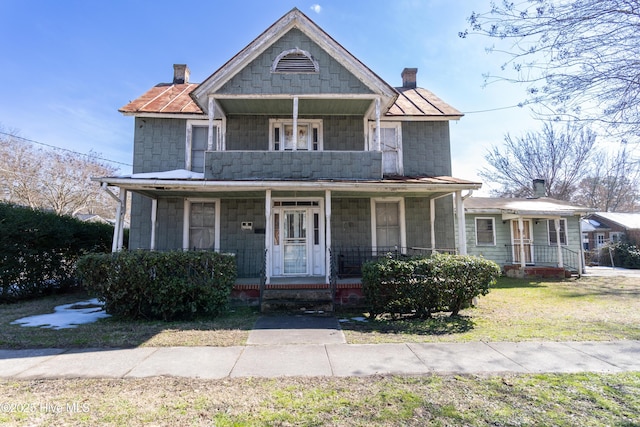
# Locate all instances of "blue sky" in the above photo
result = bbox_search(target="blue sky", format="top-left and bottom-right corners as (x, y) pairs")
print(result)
(0, 0), (540, 194)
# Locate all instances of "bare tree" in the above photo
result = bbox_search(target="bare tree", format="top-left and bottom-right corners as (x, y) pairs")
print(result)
(0, 129), (118, 217)
(480, 122), (597, 199)
(460, 0), (640, 139)
(574, 144), (640, 212)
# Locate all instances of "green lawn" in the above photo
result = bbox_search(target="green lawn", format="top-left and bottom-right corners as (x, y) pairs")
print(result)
(1, 276), (639, 426)
(1, 275), (639, 348)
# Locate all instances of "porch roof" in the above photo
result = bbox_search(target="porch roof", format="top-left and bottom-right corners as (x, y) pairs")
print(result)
(95, 171), (481, 199)
(465, 197), (593, 218)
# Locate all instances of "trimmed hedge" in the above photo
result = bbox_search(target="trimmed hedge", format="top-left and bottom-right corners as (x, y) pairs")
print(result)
(362, 253), (501, 318)
(77, 250), (237, 321)
(0, 203), (113, 302)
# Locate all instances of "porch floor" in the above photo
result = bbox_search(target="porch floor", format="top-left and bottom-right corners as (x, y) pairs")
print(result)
(234, 276), (362, 289)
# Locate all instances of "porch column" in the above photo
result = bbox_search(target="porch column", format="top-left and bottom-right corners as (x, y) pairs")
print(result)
(292, 97), (298, 151)
(150, 198), (157, 250)
(555, 218), (564, 268)
(111, 190), (123, 253)
(115, 189), (127, 251)
(518, 217), (526, 268)
(325, 190), (332, 283)
(455, 191), (467, 255)
(264, 189), (272, 285)
(375, 97), (381, 151)
(208, 95), (215, 151)
(430, 197), (436, 252)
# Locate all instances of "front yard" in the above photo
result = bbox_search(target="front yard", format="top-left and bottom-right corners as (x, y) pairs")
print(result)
(1, 275), (639, 426)
(1, 275), (638, 348)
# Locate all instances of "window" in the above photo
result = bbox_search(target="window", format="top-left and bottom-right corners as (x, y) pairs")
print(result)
(371, 198), (406, 251)
(475, 218), (495, 246)
(183, 199), (220, 251)
(272, 48), (319, 73)
(270, 119), (322, 151)
(548, 219), (567, 245)
(610, 232), (624, 243)
(368, 122), (403, 175)
(186, 120), (217, 173)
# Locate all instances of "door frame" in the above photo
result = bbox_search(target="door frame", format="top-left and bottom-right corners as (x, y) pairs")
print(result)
(510, 218), (534, 265)
(270, 198), (325, 277)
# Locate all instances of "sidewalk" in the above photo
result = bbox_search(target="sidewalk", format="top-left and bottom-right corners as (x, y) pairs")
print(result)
(2, 340), (639, 380)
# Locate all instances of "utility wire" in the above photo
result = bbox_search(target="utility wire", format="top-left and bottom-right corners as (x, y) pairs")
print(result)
(0, 131), (132, 167)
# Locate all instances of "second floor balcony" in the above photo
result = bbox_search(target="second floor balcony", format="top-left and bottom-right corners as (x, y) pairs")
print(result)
(204, 150), (383, 180)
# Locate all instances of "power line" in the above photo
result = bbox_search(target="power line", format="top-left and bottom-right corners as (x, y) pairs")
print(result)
(462, 103), (529, 114)
(0, 131), (132, 167)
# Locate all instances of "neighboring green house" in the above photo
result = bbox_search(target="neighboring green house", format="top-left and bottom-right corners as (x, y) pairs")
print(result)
(462, 181), (592, 277)
(97, 9), (481, 308)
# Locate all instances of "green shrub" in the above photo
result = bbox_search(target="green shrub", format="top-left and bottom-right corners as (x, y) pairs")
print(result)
(77, 250), (237, 321)
(0, 203), (112, 302)
(362, 253), (501, 318)
(610, 242), (640, 269)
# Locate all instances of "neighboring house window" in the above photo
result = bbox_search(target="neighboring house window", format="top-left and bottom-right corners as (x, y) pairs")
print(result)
(610, 232), (624, 243)
(582, 232), (589, 250)
(596, 233), (605, 248)
(369, 122), (403, 175)
(269, 119), (322, 151)
(371, 198), (406, 251)
(183, 199), (220, 251)
(548, 219), (567, 245)
(475, 218), (495, 246)
(186, 120), (217, 173)
(271, 48), (319, 73)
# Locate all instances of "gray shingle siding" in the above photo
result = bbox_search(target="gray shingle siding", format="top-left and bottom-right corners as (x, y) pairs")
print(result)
(218, 29), (373, 95)
(133, 117), (186, 173)
(402, 121), (451, 176)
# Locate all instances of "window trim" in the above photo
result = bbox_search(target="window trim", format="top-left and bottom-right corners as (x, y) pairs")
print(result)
(367, 121), (403, 175)
(269, 118), (323, 151)
(610, 231), (624, 243)
(547, 218), (568, 246)
(475, 217), (496, 246)
(186, 119), (220, 172)
(182, 198), (220, 251)
(370, 197), (406, 252)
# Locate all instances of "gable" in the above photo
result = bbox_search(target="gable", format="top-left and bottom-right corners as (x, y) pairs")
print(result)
(191, 8), (396, 114)
(217, 29), (374, 96)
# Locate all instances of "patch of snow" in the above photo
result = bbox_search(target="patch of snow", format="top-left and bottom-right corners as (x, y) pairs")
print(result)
(351, 316), (368, 322)
(124, 169), (204, 180)
(11, 298), (111, 330)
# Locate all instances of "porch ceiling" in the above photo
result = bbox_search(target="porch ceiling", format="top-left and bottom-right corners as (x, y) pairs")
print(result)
(217, 97), (373, 116)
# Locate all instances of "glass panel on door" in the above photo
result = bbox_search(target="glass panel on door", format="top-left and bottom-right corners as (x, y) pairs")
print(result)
(512, 220), (533, 264)
(283, 210), (307, 274)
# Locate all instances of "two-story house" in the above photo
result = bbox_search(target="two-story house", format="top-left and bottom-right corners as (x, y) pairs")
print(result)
(98, 8), (481, 309)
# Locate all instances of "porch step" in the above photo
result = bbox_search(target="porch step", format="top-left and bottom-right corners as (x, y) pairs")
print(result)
(261, 289), (333, 313)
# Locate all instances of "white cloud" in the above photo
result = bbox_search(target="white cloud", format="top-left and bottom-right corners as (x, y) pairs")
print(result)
(310, 4), (322, 14)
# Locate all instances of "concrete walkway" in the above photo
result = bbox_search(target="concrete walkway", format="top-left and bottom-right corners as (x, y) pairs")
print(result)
(1, 331), (639, 379)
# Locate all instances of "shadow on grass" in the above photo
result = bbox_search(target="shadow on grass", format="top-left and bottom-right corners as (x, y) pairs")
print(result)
(338, 313), (476, 337)
(0, 291), (260, 349)
(491, 277), (551, 289)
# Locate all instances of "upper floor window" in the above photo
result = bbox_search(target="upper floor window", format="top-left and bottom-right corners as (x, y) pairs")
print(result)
(186, 120), (218, 173)
(548, 219), (567, 245)
(269, 119), (322, 151)
(272, 48), (319, 73)
(369, 122), (403, 175)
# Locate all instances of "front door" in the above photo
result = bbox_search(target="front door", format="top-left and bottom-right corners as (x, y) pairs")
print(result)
(271, 201), (324, 276)
(511, 219), (534, 264)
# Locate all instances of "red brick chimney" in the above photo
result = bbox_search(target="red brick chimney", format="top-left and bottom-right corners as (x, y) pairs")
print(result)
(401, 68), (417, 88)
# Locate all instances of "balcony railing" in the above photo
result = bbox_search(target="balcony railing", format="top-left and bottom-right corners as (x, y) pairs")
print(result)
(205, 150), (382, 180)
(504, 244), (580, 272)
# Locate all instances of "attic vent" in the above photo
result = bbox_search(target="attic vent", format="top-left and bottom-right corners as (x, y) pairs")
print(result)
(272, 48), (319, 73)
